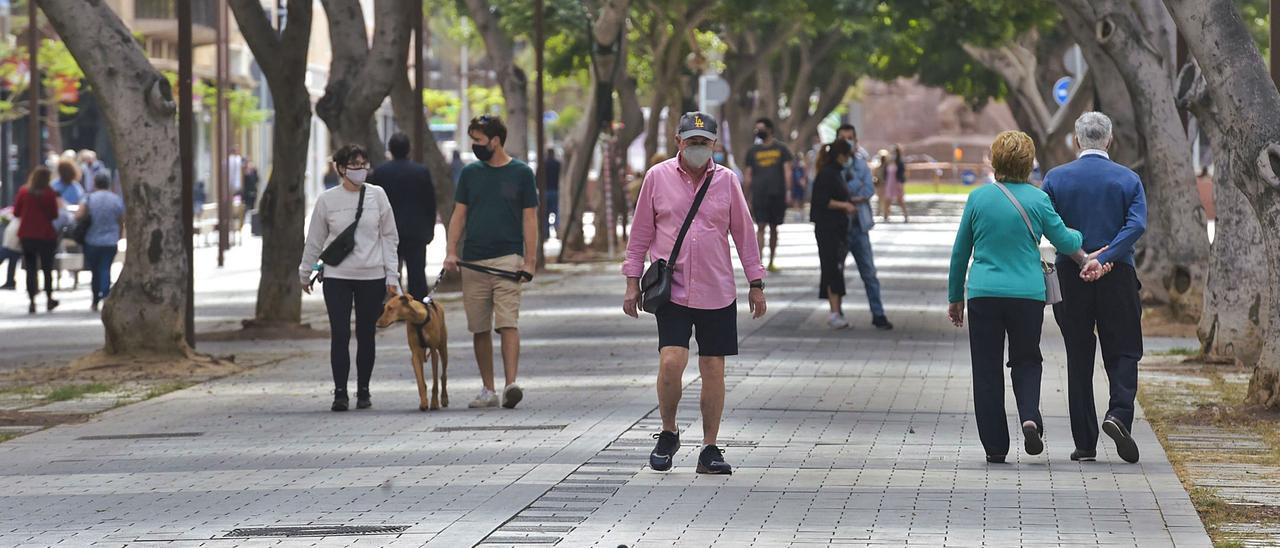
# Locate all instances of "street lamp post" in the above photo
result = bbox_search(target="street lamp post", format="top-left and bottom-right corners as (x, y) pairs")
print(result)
(412, 0), (424, 164)
(534, 0), (546, 268)
(216, 0), (230, 267)
(179, 0), (196, 348)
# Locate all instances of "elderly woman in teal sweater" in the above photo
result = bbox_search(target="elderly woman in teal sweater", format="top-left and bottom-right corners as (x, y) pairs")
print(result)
(948, 131), (1088, 464)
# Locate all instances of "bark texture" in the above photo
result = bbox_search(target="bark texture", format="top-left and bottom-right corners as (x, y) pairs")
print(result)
(36, 0), (188, 355)
(1160, 0), (1280, 405)
(1056, 0), (1209, 322)
(1177, 65), (1268, 367)
(638, 0), (712, 161)
(463, 0), (529, 160)
(229, 0), (313, 326)
(316, 0), (412, 164)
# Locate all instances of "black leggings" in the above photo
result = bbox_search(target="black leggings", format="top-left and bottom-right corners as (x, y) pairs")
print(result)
(20, 238), (57, 300)
(323, 278), (385, 393)
(815, 227), (847, 299)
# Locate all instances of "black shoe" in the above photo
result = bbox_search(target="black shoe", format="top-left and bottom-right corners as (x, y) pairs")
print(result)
(872, 316), (894, 330)
(356, 389), (372, 409)
(91, 299), (100, 312)
(1103, 416), (1139, 463)
(1070, 449), (1097, 462)
(331, 390), (349, 412)
(47, 298), (59, 312)
(28, 300), (36, 314)
(696, 445), (733, 475)
(1022, 421), (1044, 456)
(986, 454), (1006, 463)
(0, 282), (14, 290)
(649, 431), (680, 471)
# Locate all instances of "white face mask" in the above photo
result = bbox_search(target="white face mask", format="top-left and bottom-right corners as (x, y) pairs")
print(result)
(345, 168), (368, 184)
(682, 145), (713, 170)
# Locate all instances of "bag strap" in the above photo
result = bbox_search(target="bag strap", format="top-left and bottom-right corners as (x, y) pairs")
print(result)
(668, 168), (715, 264)
(991, 182), (1038, 247)
(354, 184), (366, 222)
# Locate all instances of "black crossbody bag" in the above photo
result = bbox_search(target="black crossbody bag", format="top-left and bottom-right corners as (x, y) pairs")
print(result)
(639, 170), (714, 314)
(319, 185), (366, 266)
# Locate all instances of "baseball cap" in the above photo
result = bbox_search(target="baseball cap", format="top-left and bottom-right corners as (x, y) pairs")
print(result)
(677, 112), (718, 141)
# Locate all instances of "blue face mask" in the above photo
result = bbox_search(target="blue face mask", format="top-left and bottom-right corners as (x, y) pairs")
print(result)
(713, 152), (726, 163)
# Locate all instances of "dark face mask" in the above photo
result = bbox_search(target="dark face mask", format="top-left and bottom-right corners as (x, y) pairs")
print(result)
(755, 130), (769, 141)
(473, 142), (495, 162)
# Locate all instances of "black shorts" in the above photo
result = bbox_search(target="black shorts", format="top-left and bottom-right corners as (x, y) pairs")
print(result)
(656, 302), (738, 356)
(752, 195), (787, 226)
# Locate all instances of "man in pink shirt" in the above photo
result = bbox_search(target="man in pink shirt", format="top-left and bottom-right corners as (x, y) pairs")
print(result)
(623, 112), (767, 475)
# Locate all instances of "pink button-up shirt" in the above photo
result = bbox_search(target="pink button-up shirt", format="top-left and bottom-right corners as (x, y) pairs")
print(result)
(623, 156), (766, 310)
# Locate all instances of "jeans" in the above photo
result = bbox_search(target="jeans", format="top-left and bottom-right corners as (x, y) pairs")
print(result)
(83, 244), (118, 302)
(847, 229), (885, 317)
(323, 278), (386, 393)
(967, 297), (1046, 457)
(1053, 261), (1142, 452)
(0, 247), (19, 286)
(20, 238), (57, 299)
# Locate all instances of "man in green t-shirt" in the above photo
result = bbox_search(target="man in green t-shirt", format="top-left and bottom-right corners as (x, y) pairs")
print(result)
(444, 115), (539, 410)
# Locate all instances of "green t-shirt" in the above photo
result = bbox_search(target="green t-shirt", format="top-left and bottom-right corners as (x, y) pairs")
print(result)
(455, 159), (538, 261)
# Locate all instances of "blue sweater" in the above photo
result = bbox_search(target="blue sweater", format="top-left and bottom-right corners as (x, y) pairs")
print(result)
(1042, 154), (1147, 266)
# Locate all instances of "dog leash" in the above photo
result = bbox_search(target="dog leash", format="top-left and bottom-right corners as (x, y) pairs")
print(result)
(457, 261), (534, 282)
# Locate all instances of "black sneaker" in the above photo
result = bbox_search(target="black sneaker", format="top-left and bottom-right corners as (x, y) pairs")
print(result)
(0, 282), (15, 290)
(331, 390), (349, 412)
(1022, 421), (1044, 456)
(1103, 416), (1140, 463)
(47, 298), (59, 312)
(986, 454), (1006, 463)
(356, 389), (372, 409)
(872, 316), (894, 330)
(1070, 449), (1097, 462)
(696, 445), (733, 475)
(649, 431), (680, 471)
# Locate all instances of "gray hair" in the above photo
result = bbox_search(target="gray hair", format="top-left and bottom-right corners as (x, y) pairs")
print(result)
(1074, 112), (1113, 150)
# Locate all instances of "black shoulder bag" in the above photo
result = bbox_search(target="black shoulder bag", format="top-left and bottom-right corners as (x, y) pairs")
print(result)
(319, 185), (366, 266)
(639, 170), (714, 314)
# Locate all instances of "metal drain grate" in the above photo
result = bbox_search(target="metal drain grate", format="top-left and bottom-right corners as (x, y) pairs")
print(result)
(78, 432), (204, 440)
(225, 525), (409, 538)
(432, 424), (567, 432)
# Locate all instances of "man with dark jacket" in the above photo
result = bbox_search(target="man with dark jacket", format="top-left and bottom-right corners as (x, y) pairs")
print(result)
(373, 133), (437, 301)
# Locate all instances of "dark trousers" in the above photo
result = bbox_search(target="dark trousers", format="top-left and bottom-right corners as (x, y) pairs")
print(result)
(398, 238), (429, 301)
(815, 227), (847, 299)
(20, 238), (57, 299)
(0, 247), (19, 286)
(83, 244), (118, 302)
(967, 297), (1045, 457)
(323, 278), (385, 393)
(1053, 261), (1142, 451)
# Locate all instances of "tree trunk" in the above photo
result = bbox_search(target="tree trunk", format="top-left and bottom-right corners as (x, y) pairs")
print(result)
(462, 0), (528, 160)
(229, 0), (312, 327)
(1160, 0), (1280, 404)
(316, 0), (412, 165)
(1057, 0), (1208, 322)
(37, 0), (188, 355)
(558, 0), (630, 259)
(389, 72), (455, 226)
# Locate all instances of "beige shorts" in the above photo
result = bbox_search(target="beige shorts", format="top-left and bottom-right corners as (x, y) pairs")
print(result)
(461, 254), (525, 334)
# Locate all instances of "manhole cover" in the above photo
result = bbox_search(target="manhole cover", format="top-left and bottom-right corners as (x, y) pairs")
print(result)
(433, 424), (566, 432)
(78, 432), (204, 440)
(225, 525), (409, 538)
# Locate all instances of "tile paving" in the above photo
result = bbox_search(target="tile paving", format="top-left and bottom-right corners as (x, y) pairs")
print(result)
(0, 198), (1209, 546)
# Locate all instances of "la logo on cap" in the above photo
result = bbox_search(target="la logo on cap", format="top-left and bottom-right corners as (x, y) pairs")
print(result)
(694, 116), (704, 128)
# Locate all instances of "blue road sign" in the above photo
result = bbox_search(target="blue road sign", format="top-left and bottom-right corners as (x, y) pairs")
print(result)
(961, 170), (977, 186)
(1053, 77), (1073, 106)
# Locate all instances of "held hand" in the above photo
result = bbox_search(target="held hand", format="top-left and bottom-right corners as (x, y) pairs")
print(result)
(302, 282), (313, 295)
(1085, 245), (1110, 263)
(521, 260), (537, 283)
(444, 253), (459, 273)
(1080, 259), (1114, 282)
(623, 278), (641, 318)
(749, 287), (767, 319)
(387, 285), (399, 297)
(947, 302), (965, 327)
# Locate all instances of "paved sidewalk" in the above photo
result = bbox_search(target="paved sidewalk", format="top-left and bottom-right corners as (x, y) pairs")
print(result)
(0, 198), (1209, 546)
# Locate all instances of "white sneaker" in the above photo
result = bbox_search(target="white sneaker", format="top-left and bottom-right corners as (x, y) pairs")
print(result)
(828, 313), (849, 330)
(468, 388), (499, 408)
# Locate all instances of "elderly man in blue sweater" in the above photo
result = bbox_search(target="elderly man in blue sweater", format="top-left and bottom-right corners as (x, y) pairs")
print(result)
(1043, 112), (1148, 464)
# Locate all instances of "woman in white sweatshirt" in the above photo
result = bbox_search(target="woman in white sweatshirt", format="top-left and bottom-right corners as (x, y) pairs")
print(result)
(299, 144), (400, 411)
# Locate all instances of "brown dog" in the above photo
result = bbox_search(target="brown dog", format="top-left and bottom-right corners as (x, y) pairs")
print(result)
(376, 295), (449, 411)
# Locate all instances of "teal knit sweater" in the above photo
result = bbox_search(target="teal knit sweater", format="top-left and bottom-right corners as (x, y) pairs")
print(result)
(948, 182), (1083, 303)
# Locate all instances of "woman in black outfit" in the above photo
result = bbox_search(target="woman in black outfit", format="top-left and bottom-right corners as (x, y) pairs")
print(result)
(810, 139), (857, 329)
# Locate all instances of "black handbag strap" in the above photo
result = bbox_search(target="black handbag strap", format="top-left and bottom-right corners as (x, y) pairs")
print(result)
(668, 169), (715, 265)
(353, 184), (366, 223)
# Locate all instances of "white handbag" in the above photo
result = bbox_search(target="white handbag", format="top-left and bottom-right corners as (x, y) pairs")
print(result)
(992, 182), (1062, 306)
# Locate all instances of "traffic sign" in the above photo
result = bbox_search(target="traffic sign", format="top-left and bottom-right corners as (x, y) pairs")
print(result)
(1053, 77), (1073, 106)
